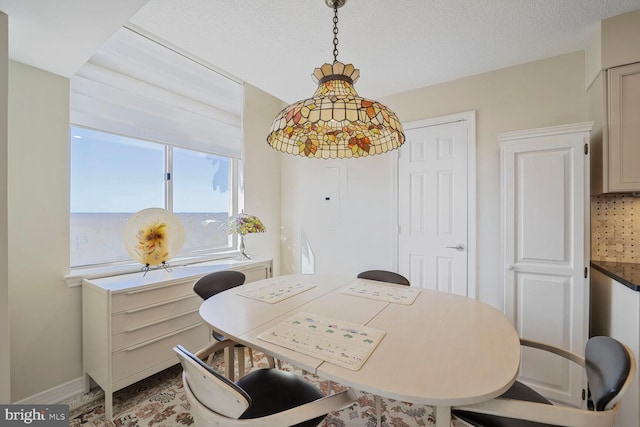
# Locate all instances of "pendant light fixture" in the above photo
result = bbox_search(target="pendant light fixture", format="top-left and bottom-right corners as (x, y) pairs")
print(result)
(267, 0), (405, 159)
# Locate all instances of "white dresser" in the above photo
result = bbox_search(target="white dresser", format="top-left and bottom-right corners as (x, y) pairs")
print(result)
(82, 257), (272, 419)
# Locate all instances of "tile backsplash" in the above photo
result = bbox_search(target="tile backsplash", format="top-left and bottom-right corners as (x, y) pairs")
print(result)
(591, 194), (640, 263)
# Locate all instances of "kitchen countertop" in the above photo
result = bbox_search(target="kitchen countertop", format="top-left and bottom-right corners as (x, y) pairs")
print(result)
(591, 260), (640, 292)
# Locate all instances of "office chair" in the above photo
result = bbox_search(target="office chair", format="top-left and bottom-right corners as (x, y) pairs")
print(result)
(357, 270), (410, 286)
(193, 270), (275, 380)
(452, 336), (636, 427)
(174, 345), (357, 426)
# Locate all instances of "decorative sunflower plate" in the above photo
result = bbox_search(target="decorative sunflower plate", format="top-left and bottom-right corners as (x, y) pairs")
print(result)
(123, 208), (185, 266)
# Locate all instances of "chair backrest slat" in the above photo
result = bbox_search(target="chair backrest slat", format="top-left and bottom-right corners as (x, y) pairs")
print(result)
(174, 345), (251, 418)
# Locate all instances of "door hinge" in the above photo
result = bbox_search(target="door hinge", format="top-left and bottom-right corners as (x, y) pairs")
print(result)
(582, 388), (586, 400)
(584, 267), (588, 278)
(584, 143), (589, 155)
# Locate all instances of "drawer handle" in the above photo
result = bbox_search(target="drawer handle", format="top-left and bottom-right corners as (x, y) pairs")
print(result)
(124, 322), (203, 351)
(122, 294), (196, 314)
(124, 309), (199, 332)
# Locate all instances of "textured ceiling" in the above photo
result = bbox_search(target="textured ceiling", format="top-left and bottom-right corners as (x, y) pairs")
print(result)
(2, 0), (640, 104)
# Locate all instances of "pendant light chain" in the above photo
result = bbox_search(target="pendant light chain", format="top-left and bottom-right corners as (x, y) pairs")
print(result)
(332, 2), (339, 63)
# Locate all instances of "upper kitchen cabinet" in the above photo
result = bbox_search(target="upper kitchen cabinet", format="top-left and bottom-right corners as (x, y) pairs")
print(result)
(608, 62), (640, 192)
(587, 9), (640, 194)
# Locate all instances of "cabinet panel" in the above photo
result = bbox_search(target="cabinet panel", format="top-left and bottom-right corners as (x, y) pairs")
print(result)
(112, 322), (208, 383)
(590, 268), (640, 427)
(607, 62), (640, 192)
(111, 280), (194, 313)
(111, 294), (201, 334)
(244, 266), (270, 283)
(112, 309), (202, 351)
(516, 272), (575, 400)
(515, 149), (570, 263)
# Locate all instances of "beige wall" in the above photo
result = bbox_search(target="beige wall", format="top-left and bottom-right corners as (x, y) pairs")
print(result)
(386, 51), (588, 308)
(280, 151), (397, 277)
(242, 83), (284, 275)
(8, 61), (74, 401)
(1, 11), (10, 404)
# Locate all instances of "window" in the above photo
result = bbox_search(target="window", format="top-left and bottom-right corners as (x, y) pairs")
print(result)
(70, 127), (236, 267)
(69, 27), (244, 270)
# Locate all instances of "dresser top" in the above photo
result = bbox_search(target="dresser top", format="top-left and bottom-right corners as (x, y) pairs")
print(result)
(83, 257), (271, 292)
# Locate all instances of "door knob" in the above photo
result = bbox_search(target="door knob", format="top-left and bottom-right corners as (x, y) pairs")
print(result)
(446, 244), (465, 251)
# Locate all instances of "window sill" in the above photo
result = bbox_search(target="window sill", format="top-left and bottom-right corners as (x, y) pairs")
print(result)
(64, 251), (241, 287)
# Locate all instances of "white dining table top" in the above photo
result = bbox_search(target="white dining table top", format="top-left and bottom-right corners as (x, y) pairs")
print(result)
(199, 274), (521, 426)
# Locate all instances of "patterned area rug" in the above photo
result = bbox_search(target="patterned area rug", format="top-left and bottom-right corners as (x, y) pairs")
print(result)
(68, 350), (461, 427)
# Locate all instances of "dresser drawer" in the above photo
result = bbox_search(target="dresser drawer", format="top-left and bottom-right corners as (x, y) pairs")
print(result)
(111, 280), (196, 313)
(112, 309), (204, 352)
(245, 266), (270, 283)
(111, 294), (201, 334)
(112, 322), (209, 383)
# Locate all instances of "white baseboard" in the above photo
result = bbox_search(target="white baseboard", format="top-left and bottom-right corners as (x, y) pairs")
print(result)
(14, 376), (85, 405)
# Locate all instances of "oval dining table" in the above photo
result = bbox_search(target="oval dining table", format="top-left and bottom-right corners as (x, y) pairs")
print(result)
(198, 273), (521, 427)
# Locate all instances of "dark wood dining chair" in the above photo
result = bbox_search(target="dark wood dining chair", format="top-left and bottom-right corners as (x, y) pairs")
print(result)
(357, 270), (410, 286)
(193, 270), (274, 380)
(174, 345), (357, 426)
(452, 336), (636, 427)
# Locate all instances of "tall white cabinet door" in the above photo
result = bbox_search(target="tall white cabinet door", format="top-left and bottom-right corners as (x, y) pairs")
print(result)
(499, 122), (592, 408)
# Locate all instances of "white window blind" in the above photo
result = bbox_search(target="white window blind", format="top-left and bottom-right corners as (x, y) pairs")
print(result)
(70, 27), (243, 159)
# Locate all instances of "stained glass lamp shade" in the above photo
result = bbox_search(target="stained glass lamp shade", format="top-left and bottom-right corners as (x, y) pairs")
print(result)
(266, 0), (404, 159)
(225, 213), (266, 259)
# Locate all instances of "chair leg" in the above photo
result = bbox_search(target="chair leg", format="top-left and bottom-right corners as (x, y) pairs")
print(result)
(224, 346), (235, 381)
(375, 395), (382, 427)
(195, 339), (235, 366)
(236, 347), (246, 378)
(266, 356), (276, 368)
(248, 347), (254, 367)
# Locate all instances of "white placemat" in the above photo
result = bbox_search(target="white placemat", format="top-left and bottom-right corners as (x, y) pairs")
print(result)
(258, 312), (386, 370)
(236, 280), (316, 303)
(340, 280), (420, 305)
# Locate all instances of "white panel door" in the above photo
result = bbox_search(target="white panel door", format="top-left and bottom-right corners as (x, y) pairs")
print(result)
(398, 120), (468, 295)
(500, 122), (591, 408)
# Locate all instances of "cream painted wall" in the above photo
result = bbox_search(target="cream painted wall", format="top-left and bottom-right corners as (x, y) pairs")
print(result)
(242, 83), (284, 275)
(382, 51), (588, 309)
(1, 11), (10, 404)
(280, 153), (396, 277)
(8, 61), (75, 401)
